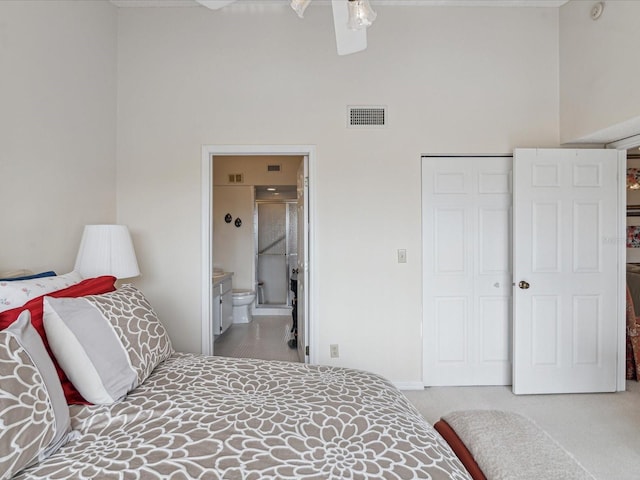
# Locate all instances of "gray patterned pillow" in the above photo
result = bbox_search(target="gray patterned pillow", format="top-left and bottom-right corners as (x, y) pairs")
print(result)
(0, 311), (71, 478)
(43, 284), (173, 405)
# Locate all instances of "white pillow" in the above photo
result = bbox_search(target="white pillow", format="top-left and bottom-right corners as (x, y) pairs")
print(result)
(43, 285), (173, 405)
(0, 271), (82, 313)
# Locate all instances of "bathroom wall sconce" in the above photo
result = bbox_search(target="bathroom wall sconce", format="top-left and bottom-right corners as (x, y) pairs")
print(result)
(235, 218), (242, 228)
(225, 213), (232, 223)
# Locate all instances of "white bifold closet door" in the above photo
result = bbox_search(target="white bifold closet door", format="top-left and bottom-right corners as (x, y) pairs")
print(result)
(422, 156), (513, 386)
(423, 150), (624, 394)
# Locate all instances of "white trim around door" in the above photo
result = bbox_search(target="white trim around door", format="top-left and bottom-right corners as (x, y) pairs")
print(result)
(200, 145), (318, 365)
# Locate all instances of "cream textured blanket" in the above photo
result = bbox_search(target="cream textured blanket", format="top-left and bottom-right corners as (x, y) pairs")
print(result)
(442, 410), (596, 480)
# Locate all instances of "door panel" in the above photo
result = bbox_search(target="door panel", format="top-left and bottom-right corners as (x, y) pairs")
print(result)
(513, 148), (620, 394)
(296, 158), (309, 363)
(574, 202), (600, 271)
(435, 208), (466, 273)
(532, 202), (560, 271)
(531, 295), (559, 365)
(436, 297), (467, 363)
(480, 208), (510, 273)
(480, 297), (510, 362)
(423, 156), (512, 386)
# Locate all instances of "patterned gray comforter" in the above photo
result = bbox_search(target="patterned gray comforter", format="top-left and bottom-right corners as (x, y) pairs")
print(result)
(15, 353), (472, 479)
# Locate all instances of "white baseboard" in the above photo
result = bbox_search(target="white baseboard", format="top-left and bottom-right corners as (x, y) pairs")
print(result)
(252, 307), (292, 316)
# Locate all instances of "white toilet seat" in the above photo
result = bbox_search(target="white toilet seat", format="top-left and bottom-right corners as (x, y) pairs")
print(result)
(232, 290), (255, 304)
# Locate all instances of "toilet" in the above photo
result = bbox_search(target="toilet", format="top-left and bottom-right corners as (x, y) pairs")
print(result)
(232, 289), (255, 324)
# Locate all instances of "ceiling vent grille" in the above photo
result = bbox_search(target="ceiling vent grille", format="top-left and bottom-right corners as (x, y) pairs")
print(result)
(348, 106), (387, 128)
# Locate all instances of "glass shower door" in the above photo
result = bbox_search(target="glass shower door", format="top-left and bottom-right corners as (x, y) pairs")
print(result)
(257, 203), (289, 306)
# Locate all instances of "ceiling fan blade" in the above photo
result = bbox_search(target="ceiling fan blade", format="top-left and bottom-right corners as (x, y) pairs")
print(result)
(195, 0), (237, 10)
(331, 0), (367, 56)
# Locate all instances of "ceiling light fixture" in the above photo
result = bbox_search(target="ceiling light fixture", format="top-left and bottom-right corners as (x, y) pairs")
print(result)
(290, 0), (312, 18)
(267, 187), (277, 191)
(347, 0), (377, 30)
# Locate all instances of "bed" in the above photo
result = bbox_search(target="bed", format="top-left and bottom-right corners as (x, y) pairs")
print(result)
(0, 273), (471, 480)
(12, 353), (473, 479)
(0, 271), (596, 480)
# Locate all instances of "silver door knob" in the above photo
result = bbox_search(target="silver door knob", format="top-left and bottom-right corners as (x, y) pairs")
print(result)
(518, 280), (530, 289)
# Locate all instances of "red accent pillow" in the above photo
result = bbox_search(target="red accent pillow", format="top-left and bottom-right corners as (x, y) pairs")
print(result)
(0, 275), (117, 404)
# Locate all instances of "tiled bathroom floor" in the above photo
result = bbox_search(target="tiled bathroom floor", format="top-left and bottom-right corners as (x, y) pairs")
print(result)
(213, 315), (301, 363)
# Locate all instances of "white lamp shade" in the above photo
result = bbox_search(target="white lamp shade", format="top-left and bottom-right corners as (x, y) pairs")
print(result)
(74, 225), (140, 279)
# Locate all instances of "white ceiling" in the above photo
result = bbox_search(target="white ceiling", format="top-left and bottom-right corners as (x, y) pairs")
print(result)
(109, 0), (569, 8)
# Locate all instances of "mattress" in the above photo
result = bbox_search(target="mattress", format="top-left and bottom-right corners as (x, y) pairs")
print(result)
(14, 353), (472, 479)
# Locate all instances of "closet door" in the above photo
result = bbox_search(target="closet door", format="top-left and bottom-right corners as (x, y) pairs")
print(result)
(422, 157), (512, 386)
(512, 148), (623, 394)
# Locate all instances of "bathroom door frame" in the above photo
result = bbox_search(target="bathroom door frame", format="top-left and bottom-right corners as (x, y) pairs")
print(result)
(200, 144), (317, 364)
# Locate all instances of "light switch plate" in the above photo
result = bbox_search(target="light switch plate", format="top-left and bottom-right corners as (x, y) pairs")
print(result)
(398, 249), (407, 263)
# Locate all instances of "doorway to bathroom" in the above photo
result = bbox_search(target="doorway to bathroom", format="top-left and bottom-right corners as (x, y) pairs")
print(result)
(201, 145), (315, 365)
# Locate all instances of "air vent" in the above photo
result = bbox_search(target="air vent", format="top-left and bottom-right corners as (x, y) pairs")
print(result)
(227, 173), (244, 184)
(267, 164), (281, 172)
(348, 106), (387, 128)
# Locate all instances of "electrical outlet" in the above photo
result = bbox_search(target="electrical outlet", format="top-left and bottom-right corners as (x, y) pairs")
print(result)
(330, 344), (339, 358)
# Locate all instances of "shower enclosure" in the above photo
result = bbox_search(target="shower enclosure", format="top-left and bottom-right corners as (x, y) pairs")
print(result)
(255, 199), (297, 307)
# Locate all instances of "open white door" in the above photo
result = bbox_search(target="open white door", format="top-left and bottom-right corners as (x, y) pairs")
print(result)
(296, 157), (310, 363)
(513, 148), (624, 394)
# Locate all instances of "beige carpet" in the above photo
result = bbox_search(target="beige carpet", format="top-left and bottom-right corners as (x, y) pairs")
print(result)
(403, 381), (640, 480)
